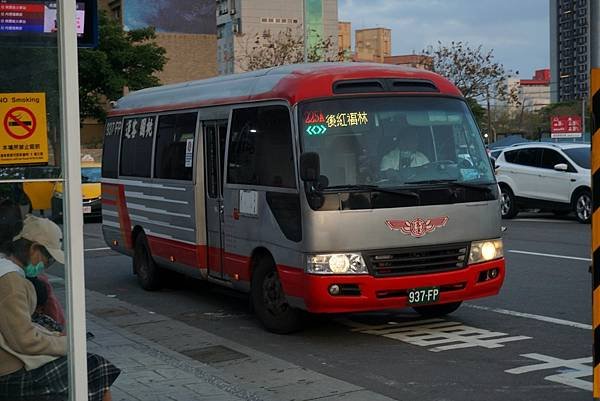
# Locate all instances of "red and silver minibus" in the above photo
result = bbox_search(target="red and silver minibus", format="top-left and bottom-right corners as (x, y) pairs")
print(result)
(102, 63), (505, 333)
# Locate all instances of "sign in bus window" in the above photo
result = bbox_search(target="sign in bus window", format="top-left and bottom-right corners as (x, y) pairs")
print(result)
(119, 116), (155, 178)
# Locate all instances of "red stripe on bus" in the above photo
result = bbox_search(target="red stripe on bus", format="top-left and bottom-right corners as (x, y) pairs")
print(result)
(147, 235), (204, 268)
(223, 252), (251, 282)
(101, 199), (117, 206)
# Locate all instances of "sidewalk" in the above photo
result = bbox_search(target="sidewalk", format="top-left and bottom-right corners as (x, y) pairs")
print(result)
(52, 280), (396, 401)
(86, 315), (257, 401)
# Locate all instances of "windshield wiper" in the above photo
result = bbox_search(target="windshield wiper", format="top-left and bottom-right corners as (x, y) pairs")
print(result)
(403, 179), (493, 193)
(323, 184), (421, 200)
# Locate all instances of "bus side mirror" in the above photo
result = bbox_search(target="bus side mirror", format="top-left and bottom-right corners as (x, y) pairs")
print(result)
(300, 152), (320, 182)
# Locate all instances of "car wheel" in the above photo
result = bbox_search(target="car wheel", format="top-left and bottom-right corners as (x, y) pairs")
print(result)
(251, 257), (303, 334)
(413, 301), (462, 318)
(500, 186), (518, 219)
(133, 233), (162, 291)
(573, 190), (592, 224)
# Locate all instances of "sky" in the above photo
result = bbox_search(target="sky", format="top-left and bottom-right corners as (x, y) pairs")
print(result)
(338, 0), (549, 79)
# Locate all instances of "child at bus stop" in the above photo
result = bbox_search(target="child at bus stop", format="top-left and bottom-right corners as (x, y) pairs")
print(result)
(18, 214), (66, 328)
(0, 199), (120, 401)
(29, 277), (64, 334)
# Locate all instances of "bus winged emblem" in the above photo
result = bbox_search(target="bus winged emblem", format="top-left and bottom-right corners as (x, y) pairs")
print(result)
(386, 217), (449, 238)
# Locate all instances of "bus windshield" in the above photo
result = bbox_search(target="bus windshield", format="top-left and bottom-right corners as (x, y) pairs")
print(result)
(300, 97), (494, 189)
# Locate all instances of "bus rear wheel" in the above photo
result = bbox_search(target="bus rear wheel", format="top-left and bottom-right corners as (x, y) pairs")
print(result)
(133, 234), (162, 291)
(251, 257), (303, 334)
(413, 301), (462, 318)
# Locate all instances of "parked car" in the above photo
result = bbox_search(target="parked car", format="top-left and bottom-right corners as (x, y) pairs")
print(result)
(52, 161), (102, 221)
(495, 143), (591, 223)
(489, 147), (505, 162)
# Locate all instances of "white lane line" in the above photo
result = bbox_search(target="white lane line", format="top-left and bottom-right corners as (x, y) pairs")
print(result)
(508, 250), (591, 262)
(84, 247), (111, 252)
(511, 218), (575, 224)
(464, 304), (591, 330)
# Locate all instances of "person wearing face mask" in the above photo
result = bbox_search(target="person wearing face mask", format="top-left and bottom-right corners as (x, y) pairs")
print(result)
(0, 199), (120, 401)
(14, 214), (66, 327)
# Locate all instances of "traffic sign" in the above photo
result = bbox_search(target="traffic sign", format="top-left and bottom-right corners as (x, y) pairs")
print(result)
(0, 92), (48, 165)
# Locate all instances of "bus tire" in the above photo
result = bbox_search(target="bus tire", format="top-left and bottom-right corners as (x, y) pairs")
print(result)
(251, 257), (303, 334)
(133, 234), (162, 291)
(413, 301), (462, 318)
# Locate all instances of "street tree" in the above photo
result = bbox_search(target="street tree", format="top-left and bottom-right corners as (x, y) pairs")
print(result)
(78, 12), (167, 121)
(421, 41), (517, 133)
(236, 27), (346, 72)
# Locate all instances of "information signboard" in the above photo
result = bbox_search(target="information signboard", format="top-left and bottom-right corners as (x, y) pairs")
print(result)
(0, 0), (97, 47)
(550, 115), (582, 138)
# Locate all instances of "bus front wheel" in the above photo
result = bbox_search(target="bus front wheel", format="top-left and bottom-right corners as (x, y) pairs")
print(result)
(251, 257), (303, 334)
(133, 234), (163, 291)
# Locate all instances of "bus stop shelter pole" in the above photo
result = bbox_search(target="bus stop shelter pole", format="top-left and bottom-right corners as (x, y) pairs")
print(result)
(57, 1), (88, 400)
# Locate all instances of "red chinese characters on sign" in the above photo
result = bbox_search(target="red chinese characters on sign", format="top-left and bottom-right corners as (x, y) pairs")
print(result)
(304, 111), (325, 124)
(551, 115), (582, 138)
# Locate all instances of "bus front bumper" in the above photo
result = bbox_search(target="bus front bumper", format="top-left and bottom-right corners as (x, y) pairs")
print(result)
(278, 258), (505, 314)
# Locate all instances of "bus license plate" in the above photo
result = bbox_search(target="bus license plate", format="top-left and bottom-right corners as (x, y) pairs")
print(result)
(407, 287), (440, 305)
(83, 206), (92, 214)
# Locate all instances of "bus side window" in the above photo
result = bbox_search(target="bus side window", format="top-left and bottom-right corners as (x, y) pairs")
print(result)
(154, 112), (198, 181)
(102, 117), (122, 178)
(227, 106), (295, 188)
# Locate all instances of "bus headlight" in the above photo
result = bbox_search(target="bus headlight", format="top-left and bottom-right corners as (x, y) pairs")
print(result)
(469, 239), (503, 264)
(307, 253), (368, 275)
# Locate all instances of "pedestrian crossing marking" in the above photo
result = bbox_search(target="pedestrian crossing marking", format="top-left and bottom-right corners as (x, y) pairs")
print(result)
(506, 353), (592, 392)
(342, 318), (531, 352)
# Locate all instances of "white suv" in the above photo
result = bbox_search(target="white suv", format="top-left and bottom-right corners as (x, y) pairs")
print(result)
(495, 143), (591, 223)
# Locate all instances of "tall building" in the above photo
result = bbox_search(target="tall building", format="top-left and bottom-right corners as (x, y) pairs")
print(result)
(549, 0), (591, 102)
(355, 27), (391, 63)
(99, 0), (217, 85)
(217, 0), (339, 75)
(338, 21), (351, 57)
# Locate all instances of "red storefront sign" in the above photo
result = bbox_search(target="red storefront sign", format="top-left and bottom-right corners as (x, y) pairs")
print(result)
(551, 115), (582, 138)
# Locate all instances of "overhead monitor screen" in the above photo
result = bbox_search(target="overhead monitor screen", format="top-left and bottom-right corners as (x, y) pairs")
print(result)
(0, 0), (97, 47)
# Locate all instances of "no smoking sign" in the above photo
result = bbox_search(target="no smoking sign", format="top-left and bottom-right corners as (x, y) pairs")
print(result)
(3, 106), (37, 140)
(0, 92), (48, 165)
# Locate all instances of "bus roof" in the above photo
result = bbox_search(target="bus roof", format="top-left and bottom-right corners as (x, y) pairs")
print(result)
(109, 62), (463, 116)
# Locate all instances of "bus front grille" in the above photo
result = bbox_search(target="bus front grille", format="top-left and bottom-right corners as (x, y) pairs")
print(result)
(365, 244), (469, 277)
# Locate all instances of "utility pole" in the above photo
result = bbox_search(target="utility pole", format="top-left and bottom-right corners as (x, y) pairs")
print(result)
(303, 0), (308, 63)
(582, 97), (586, 142)
(486, 88), (492, 144)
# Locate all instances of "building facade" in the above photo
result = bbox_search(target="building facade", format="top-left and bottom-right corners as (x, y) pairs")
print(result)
(384, 55), (432, 70)
(511, 69), (552, 112)
(338, 21), (351, 57)
(549, 0), (591, 102)
(355, 27), (391, 63)
(100, 0), (218, 85)
(217, 0), (339, 75)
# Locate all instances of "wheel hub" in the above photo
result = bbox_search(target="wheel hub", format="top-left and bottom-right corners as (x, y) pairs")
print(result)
(262, 271), (288, 315)
(576, 194), (591, 221)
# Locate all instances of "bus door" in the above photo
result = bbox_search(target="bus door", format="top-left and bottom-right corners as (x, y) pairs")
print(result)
(204, 120), (228, 278)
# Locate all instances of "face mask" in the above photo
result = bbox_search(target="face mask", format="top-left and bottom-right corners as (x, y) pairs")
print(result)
(24, 262), (45, 278)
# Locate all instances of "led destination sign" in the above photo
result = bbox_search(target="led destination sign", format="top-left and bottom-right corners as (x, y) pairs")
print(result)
(304, 110), (370, 136)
